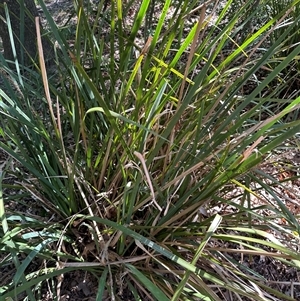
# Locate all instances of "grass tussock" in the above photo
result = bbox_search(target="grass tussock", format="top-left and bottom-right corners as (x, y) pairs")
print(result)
(1, 0), (300, 300)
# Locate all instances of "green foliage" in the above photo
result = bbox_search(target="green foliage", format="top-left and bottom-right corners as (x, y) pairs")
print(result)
(1, 0), (300, 300)
(265, 0), (300, 49)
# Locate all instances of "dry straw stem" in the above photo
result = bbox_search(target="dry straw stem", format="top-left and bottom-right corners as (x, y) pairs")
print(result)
(134, 151), (163, 212)
(35, 16), (56, 128)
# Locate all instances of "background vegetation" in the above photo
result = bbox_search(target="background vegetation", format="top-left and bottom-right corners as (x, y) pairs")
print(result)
(1, 0), (300, 300)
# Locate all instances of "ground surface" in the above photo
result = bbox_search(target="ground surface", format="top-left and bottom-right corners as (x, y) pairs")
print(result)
(1, 1), (300, 300)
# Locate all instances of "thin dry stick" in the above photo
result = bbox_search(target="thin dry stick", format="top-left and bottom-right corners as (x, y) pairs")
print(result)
(135, 36), (152, 84)
(61, 255), (152, 267)
(134, 151), (162, 212)
(182, 0), (217, 20)
(73, 174), (105, 248)
(35, 17), (57, 129)
(241, 135), (265, 162)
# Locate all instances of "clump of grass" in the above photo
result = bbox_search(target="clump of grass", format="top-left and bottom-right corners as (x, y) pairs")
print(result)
(1, 0), (300, 300)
